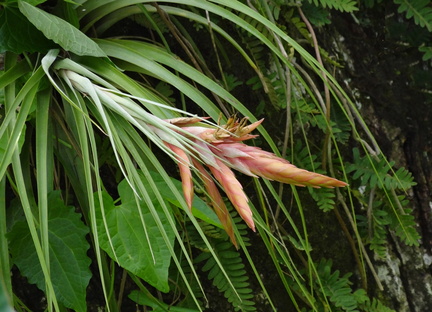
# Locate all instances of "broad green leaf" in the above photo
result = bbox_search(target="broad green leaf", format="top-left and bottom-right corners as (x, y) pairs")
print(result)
(56, 0), (80, 28)
(0, 6), (55, 53)
(94, 174), (176, 293)
(18, 1), (106, 57)
(7, 191), (91, 312)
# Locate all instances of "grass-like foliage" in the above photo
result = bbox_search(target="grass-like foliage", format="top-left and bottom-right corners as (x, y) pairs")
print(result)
(0, 0), (418, 311)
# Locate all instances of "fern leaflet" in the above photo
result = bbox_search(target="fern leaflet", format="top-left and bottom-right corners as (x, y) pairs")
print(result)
(301, 1), (332, 26)
(386, 195), (420, 246)
(419, 45), (432, 60)
(360, 297), (396, 312)
(307, 0), (359, 12)
(353, 288), (396, 311)
(394, 0), (432, 31)
(357, 206), (390, 258)
(310, 187), (337, 212)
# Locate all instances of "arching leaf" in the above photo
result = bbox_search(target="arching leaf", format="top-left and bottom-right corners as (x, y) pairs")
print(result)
(18, 1), (106, 57)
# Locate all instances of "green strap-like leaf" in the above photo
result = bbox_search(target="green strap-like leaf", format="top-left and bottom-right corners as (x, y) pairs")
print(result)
(18, 0), (106, 57)
(7, 191), (92, 311)
(0, 281), (13, 312)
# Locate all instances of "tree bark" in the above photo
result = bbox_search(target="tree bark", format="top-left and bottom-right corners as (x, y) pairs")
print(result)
(319, 4), (432, 311)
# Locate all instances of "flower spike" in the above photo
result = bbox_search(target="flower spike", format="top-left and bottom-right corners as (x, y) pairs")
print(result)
(157, 116), (347, 243)
(209, 158), (255, 231)
(165, 143), (194, 209)
(193, 160), (237, 247)
(213, 143), (347, 188)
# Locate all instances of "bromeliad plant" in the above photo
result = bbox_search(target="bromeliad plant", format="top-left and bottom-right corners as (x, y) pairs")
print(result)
(60, 67), (347, 238)
(0, 1), (418, 312)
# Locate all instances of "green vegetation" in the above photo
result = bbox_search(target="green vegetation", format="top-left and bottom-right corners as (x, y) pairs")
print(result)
(0, 0), (426, 311)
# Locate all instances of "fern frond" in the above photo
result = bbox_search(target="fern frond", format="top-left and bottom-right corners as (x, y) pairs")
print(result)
(360, 297), (396, 312)
(357, 191), (420, 257)
(386, 194), (420, 246)
(346, 148), (391, 188)
(310, 115), (346, 139)
(309, 187), (337, 212)
(370, 211), (391, 258)
(393, 210), (420, 245)
(308, 0), (359, 12)
(419, 45), (432, 60)
(242, 38), (287, 110)
(195, 240), (256, 311)
(245, 69), (287, 110)
(331, 108), (352, 144)
(184, 220), (225, 252)
(238, 11), (273, 41)
(316, 259), (359, 312)
(284, 8), (343, 67)
(241, 33), (282, 110)
(352, 288), (395, 311)
(356, 205), (390, 258)
(301, 1), (332, 26)
(291, 15), (310, 39)
(383, 167), (416, 190)
(294, 99), (321, 115)
(185, 201), (254, 311)
(346, 148), (416, 191)
(394, 0), (432, 31)
(224, 73), (244, 92)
